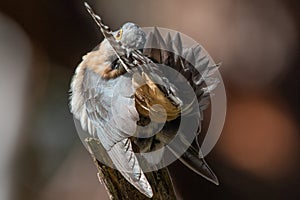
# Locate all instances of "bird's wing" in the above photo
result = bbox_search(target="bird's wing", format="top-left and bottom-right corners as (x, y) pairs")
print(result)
(81, 67), (153, 197)
(107, 138), (153, 197)
(82, 68), (137, 148)
(138, 27), (220, 184)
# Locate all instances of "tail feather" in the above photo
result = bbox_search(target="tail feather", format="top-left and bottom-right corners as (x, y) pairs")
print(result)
(167, 137), (219, 185)
(179, 148), (219, 185)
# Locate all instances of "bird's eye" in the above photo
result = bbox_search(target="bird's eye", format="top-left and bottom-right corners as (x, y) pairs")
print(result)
(115, 29), (123, 40)
(111, 59), (120, 70)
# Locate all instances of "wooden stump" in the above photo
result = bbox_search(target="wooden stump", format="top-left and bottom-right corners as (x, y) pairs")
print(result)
(85, 138), (177, 200)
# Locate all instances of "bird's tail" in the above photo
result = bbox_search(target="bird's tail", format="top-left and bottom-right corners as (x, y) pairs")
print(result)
(167, 137), (219, 185)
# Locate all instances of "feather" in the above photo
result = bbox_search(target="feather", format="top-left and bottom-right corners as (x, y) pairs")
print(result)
(79, 60), (155, 195)
(173, 32), (183, 56)
(184, 47), (196, 67)
(108, 138), (153, 197)
(71, 12), (223, 196)
(166, 135), (219, 185)
(153, 27), (167, 50)
(179, 148), (219, 185)
(165, 32), (173, 52)
(140, 28), (221, 186)
(144, 31), (161, 63)
(82, 69), (137, 147)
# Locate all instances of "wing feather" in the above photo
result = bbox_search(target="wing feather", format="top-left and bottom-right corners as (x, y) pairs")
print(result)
(81, 67), (153, 197)
(107, 138), (153, 197)
(82, 68), (138, 147)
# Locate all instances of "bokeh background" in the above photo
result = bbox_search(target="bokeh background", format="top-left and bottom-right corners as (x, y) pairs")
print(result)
(0, 0), (299, 199)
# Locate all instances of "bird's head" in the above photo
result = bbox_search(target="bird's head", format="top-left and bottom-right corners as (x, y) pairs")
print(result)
(113, 22), (146, 50)
(84, 3), (146, 54)
(96, 23), (146, 78)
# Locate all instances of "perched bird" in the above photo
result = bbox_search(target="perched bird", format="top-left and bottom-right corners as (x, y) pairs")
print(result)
(70, 3), (219, 198)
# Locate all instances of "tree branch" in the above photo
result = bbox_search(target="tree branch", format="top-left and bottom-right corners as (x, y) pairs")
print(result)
(85, 138), (177, 200)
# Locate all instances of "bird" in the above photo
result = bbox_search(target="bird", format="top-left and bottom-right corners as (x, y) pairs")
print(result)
(70, 2), (220, 198)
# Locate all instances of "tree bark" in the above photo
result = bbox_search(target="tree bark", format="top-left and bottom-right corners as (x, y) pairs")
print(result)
(85, 138), (177, 200)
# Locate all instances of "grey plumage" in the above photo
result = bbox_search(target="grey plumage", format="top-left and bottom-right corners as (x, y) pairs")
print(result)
(72, 66), (154, 197)
(70, 3), (220, 198)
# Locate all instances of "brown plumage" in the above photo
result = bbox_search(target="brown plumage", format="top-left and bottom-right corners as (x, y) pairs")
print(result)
(82, 44), (123, 79)
(70, 3), (220, 198)
(134, 72), (181, 122)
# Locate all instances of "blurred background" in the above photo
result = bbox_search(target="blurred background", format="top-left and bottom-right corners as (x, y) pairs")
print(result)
(0, 0), (299, 199)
